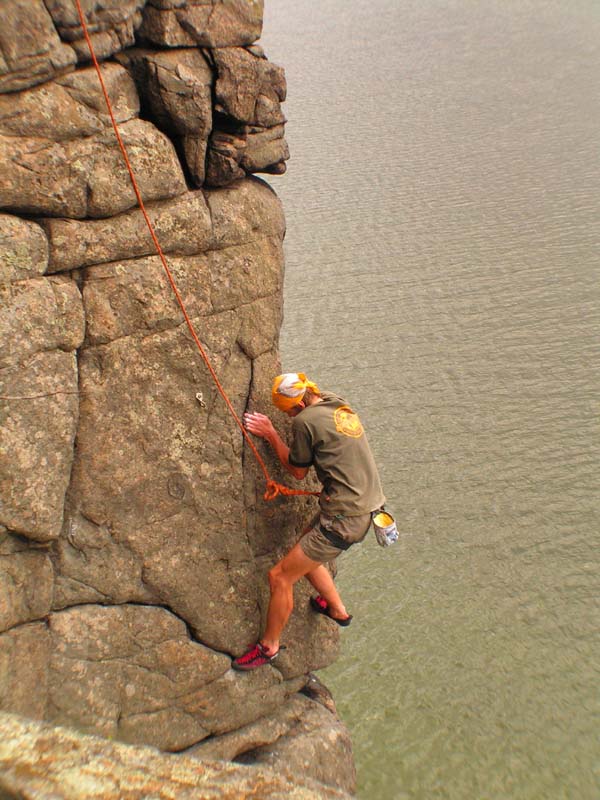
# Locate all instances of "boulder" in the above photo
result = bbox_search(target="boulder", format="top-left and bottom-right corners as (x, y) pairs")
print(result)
(79, 237), (283, 347)
(211, 45), (285, 126)
(117, 47), (213, 185)
(0, 118), (186, 218)
(207, 125), (288, 185)
(0, 277), (84, 370)
(237, 294), (282, 359)
(0, 0), (76, 94)
(188, 688), (356, 795)
(0, 711), (353, 799)
(0, 352), (80, 542)
(0, 533), (53, 632)
(45, 0), (145, 62)
(40, 178), (284, 272)
(205, 177), (286, 249)
(82, 254), (212, 346)
(41, 190), (213, 273)
(208, 236), (283, 313)
(47, 604), (296, 750)
(139, 0), (264, 49)
(242, 123), (288, 170)
(52, 509), (156, 609)
(0, 623), (50, 718)
(0, 214), (48, 285)
(205, 45), (288, 185)
(0, 277), (83, 542)
(0, 64), (139, 141)
(53, 308), (260, 653)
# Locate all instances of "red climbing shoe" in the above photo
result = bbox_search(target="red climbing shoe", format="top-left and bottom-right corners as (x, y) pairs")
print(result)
(310, 595), (353, 626)
(232, 642), (279, 671)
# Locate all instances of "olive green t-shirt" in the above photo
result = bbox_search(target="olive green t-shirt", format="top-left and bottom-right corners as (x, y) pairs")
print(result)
(288, 392), (385, 516)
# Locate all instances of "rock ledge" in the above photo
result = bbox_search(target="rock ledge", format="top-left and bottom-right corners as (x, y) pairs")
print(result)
(0, 711), (352, 799)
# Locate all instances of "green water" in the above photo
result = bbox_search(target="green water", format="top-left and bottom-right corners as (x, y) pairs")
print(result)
(262, 1), (600, 797)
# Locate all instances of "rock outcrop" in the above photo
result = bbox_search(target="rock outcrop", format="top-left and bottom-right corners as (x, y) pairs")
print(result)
(0, 0), (355, 795)
(0, 711), (353, 799)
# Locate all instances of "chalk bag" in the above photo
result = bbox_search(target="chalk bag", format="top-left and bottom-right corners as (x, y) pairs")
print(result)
(372, 509), (399, 547)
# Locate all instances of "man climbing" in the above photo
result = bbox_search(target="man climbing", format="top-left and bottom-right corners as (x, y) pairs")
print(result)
(232, 372), (386, 670)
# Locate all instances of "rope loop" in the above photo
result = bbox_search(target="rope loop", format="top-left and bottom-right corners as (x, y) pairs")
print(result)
(264, 480), (281, 501)
(263, 480), (321, 502)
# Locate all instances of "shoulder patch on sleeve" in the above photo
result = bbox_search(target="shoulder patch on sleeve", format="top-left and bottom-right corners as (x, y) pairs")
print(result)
(333, 405), (364, 438)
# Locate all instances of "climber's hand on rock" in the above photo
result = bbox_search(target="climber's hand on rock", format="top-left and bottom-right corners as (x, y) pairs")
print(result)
(243, 412), (276, 440)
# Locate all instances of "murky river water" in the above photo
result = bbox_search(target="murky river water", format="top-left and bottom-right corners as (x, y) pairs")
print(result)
(261, 2), (599, 798)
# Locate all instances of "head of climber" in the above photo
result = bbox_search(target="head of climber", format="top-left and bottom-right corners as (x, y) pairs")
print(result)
(271, 373), (321, 417)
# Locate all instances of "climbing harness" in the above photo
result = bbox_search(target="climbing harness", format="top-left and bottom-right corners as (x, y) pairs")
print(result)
(73, 0), (318, 502)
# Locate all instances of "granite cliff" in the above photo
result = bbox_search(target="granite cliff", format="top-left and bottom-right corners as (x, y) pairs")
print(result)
(0, 1), (355, 795)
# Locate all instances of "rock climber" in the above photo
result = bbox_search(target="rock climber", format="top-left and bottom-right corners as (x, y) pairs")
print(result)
(232, 372), (386, 670)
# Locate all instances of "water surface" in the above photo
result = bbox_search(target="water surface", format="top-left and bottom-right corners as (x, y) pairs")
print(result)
(261, 2), (600, 797)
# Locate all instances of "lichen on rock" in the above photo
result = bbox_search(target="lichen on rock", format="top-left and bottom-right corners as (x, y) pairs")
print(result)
(0, 711), (354, 799)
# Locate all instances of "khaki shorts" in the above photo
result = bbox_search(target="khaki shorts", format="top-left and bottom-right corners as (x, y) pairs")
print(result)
(299, 511), (372, 563)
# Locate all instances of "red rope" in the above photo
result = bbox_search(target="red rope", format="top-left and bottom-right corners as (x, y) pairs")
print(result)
(73, 0), (318, 502)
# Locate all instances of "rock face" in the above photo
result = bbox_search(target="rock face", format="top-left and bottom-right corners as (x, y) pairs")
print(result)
(0, 1), (355, 795)
(0, 712), (353, 800)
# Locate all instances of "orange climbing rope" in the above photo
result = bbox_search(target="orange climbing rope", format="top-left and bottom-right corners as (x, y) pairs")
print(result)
(74, 0), (318, 502)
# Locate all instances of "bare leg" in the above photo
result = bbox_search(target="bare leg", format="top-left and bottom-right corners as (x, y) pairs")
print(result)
(305, 564), (349, 620)
(261, 543), (321, 654)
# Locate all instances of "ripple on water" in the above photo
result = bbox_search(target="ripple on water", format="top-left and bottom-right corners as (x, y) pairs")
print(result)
(261, 1), (600, 797)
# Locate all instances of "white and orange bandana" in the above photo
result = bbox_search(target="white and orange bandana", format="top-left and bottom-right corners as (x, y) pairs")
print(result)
(271, 373), (320, 412)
